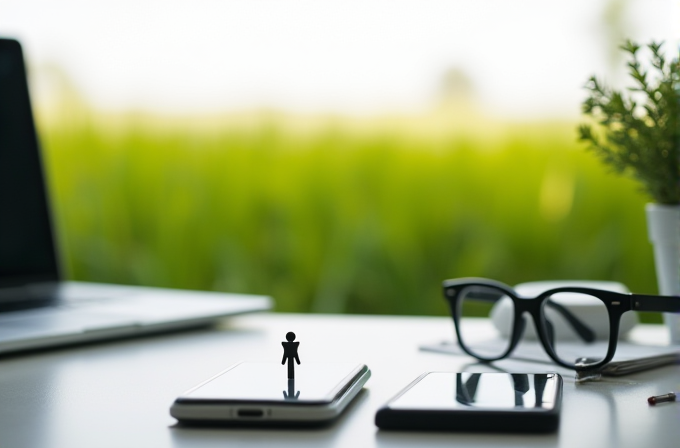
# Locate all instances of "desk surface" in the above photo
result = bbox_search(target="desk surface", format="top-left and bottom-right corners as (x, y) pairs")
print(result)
(1, 313), (679, 448)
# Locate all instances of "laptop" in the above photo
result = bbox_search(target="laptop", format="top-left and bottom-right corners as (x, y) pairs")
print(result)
(0, 38), (272, 355)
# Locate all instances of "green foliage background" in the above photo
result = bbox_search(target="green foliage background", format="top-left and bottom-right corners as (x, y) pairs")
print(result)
(37, 109), (659, 319)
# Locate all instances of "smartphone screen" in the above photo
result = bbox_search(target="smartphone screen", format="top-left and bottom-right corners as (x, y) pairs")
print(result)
(180, 362), (366, 404)
(376, 372), (562, 432)
(389, 372), (560, 411)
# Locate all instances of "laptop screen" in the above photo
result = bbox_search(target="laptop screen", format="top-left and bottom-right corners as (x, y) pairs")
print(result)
(0, 38), (60, 289)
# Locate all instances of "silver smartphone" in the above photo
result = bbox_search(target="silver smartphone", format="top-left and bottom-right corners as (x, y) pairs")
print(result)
(170, 362), (371, 426)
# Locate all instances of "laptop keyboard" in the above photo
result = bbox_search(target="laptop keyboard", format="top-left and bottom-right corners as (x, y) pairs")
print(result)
(0, 289), (256, 348)
(0, 304), (139, 340)
(0, 284), (270, 353)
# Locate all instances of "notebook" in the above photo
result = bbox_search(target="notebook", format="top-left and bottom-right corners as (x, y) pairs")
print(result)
(0, 38), (272, 355)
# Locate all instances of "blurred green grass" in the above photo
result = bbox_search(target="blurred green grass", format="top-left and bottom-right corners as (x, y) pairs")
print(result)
(37, 109), (659, 319)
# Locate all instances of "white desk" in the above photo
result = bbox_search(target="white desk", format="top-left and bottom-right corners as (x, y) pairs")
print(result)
(1, 313), (678, 448)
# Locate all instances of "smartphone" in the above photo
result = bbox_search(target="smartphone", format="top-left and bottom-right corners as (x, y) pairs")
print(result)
(375, 372), (562, 433)
(170, 362), (370, 426)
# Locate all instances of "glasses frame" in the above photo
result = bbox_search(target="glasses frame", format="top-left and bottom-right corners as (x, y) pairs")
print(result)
(443, 277), (680, 371)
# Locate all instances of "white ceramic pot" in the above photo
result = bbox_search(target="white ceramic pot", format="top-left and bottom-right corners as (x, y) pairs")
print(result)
(646, 203), (680, 344)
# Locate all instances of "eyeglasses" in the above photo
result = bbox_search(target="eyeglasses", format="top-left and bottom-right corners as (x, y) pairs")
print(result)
(442, 277), (680, 371)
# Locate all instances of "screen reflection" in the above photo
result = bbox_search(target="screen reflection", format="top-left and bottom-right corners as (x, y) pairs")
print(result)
(456, 373), (550, 408)
(283, 379), (300, 400)
(391, 373), (557, 410)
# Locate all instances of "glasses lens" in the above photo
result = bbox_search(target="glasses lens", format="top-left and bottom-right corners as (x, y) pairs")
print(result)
(540, 292), (610, 367)
(457, 285), (514, 359)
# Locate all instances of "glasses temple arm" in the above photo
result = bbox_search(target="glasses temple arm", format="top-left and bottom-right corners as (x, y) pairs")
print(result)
(544, 316), (556, 347)
(631, 294), (680, 313)
(544, 300), (596, 343)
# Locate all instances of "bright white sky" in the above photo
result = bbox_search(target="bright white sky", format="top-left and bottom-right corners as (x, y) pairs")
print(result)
(1, 0), (679, 118)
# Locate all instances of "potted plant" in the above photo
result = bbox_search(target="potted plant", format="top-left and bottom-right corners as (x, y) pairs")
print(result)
(578, 40), (680, 344)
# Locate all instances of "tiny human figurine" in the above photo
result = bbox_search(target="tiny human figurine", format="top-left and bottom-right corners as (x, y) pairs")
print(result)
(281, 331), (301, 379)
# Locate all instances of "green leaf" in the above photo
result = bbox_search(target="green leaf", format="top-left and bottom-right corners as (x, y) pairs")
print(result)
(578, 40), (680, 204)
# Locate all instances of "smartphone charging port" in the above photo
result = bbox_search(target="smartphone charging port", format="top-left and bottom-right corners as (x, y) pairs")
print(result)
(237, 409), (264, 418)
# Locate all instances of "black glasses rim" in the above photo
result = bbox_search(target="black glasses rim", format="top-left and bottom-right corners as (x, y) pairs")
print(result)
(443, 278), (624, 371)
(443, 277), (636, 301)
